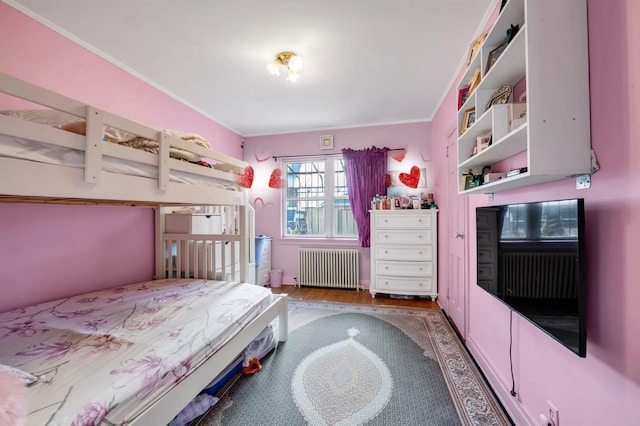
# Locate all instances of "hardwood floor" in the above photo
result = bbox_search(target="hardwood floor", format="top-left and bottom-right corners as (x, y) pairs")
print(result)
(270, 285), (440, 309)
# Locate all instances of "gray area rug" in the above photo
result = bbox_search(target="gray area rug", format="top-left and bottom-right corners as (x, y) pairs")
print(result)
(191, 300), (510, 426)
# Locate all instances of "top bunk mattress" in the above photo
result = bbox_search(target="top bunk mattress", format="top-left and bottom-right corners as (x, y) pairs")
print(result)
(0, 133), (239, 190)
(0, 278), (272, 425)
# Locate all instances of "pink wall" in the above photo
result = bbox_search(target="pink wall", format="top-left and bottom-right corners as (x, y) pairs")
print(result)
(430, 0), (640, 424)
(0, 205), (154, 312)
(0, 5), (242, 156)
(243, 122), (432, 287)
(0, 4), (241, 313)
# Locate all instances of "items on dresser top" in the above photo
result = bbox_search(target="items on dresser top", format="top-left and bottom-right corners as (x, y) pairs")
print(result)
(369, 210), (438, 300)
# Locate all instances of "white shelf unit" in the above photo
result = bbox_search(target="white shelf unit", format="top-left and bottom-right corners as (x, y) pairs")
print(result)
(456, 0), (591, 194)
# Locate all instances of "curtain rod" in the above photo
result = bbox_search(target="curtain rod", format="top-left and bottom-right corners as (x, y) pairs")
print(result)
(272, 148), (405, 161)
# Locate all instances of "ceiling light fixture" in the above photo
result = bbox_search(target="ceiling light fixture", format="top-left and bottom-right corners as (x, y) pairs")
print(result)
(267, 51), (303, 82)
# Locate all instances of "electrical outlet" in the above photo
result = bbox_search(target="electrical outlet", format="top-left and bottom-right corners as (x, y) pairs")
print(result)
(548, 401), (559, 426)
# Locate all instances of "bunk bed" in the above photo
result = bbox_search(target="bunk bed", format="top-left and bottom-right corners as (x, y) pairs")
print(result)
(0, 71), (288, 425)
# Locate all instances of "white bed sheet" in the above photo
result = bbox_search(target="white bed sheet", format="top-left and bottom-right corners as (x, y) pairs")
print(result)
(0, 134), (238, 189)
(0, 278), (272, 425)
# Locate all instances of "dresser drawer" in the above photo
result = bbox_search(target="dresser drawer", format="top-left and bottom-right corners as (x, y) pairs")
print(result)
(477, 263), (495, 280)
(373, 229), (432, 245)
(477, 230), (495, 246)
(374, 276), (434, 292)
(256, 267), (270, 286)
(375, 260), (432, 277)
(374, 213), (433, 229)
(374, 245), (432, 261)
(477, 247), (495, 264)
(166, 214), (222, 234)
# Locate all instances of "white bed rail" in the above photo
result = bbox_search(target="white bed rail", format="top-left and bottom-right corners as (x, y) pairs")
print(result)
(0, 72), (248, 204)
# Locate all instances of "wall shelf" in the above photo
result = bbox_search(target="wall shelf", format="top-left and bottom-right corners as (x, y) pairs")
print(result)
(456, 0), (591, 195)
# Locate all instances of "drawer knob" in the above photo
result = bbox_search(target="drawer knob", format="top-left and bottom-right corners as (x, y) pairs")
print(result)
(385, 266), (388, 270)
(419, 251), (422, 255)
(419, 235), (423, 239)
(384, 219), (388, 223)
(419, 283), (423, 287)
(385, 235), (388, 238)
(384, 250), (388, 254)
(419, 219), (422, 223)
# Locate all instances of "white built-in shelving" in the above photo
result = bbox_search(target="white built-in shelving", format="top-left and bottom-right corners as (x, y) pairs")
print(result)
(456, 0), (591, 194)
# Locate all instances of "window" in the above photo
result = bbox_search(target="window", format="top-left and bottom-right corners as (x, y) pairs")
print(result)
(284, 157), (357, 238)
(501, 200), (579, 240)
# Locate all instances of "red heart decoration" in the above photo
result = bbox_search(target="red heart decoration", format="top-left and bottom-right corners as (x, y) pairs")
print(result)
(390, 149), (407, 163)
(399, 166), (420, 188)
(385, 173), (392, 187)
(236, 166), (254, 189)
(268, 168), (283, 189)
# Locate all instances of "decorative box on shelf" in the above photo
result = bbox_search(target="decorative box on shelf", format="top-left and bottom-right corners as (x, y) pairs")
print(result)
(508, 102), (527, 131)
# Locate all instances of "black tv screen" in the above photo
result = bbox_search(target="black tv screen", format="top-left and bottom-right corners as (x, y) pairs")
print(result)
(476, 198), (586, 357)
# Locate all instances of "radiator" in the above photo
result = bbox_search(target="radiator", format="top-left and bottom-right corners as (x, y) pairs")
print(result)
(298, 248), (360, 290)
(500, 252), (578, 298)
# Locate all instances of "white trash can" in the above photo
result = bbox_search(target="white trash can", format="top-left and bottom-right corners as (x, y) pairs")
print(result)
(269, 269), (283, 288)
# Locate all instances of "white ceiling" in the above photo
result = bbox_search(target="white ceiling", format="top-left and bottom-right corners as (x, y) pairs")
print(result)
(7, 0), (495, 137)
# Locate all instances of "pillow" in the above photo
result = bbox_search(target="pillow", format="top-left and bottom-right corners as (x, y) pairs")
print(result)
(59, 121), (87, 135)
(0, 109), (79, 127)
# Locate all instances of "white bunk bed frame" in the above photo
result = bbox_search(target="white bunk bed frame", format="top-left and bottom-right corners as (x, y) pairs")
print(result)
(0, 72), (288, 425)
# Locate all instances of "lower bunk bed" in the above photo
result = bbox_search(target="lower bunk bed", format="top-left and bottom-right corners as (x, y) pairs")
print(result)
(0, 71), (286, 425)
(0, 278), (288, 425)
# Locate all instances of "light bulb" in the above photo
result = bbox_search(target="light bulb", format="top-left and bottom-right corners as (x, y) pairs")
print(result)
(267, 62), (280, 76)
(288, 55), (303, 72)
(286, 69), (299, 82)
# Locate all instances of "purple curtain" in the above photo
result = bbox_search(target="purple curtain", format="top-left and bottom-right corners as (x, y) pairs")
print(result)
(342, 146), (389, 247)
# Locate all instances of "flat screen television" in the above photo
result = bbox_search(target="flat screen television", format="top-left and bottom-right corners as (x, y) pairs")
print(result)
(476, 198), (586, 357)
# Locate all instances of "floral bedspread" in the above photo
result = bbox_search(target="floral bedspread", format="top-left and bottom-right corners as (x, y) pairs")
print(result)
(0, 279), (272, 425)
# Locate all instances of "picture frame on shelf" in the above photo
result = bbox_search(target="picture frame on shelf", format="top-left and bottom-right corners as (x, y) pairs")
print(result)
(475, 132), (492, 156)
(485, 85), (513, 111)
(320, 135), (334, 150)
(485, 43), (508, 74)
(461, 108), (476, 134)
(468, 68), (482, 93)
(458, 87), (470, 109)
(466, 31), (489, 66)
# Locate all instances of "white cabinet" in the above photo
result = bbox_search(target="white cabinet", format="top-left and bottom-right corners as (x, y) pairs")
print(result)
(255, 236), (272, 286)
(369, 210), (438, 300)
(165, 213), (223, 234)
(456, 0), (591, 194)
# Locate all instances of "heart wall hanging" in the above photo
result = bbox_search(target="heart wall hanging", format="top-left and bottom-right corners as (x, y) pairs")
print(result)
(398, 166), (421, 188)
(268, 168), (283, 189)
(236, 166), (254, 189)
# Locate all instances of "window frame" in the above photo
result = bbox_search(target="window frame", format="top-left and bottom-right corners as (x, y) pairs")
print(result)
(282, 155), (356, 240)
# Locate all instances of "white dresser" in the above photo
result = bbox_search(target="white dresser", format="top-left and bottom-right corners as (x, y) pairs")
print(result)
(369, 210), (438, 300)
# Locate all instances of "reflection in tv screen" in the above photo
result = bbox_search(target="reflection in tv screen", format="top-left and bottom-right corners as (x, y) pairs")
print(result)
(476, 199), (586, 357)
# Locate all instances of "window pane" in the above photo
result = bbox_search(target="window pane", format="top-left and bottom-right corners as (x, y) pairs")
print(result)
(286, 161), (325, 198)
(334, 159), (349, 197)
(285, 200), (325, 236)
(501, 201), (578, 240)
(334, 199), (357, 236)
(541, 200), (578, 238)
(501, 204), (527, 239)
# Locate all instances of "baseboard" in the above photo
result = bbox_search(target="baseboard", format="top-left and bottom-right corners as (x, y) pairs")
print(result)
(466, 335), (534, 426)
